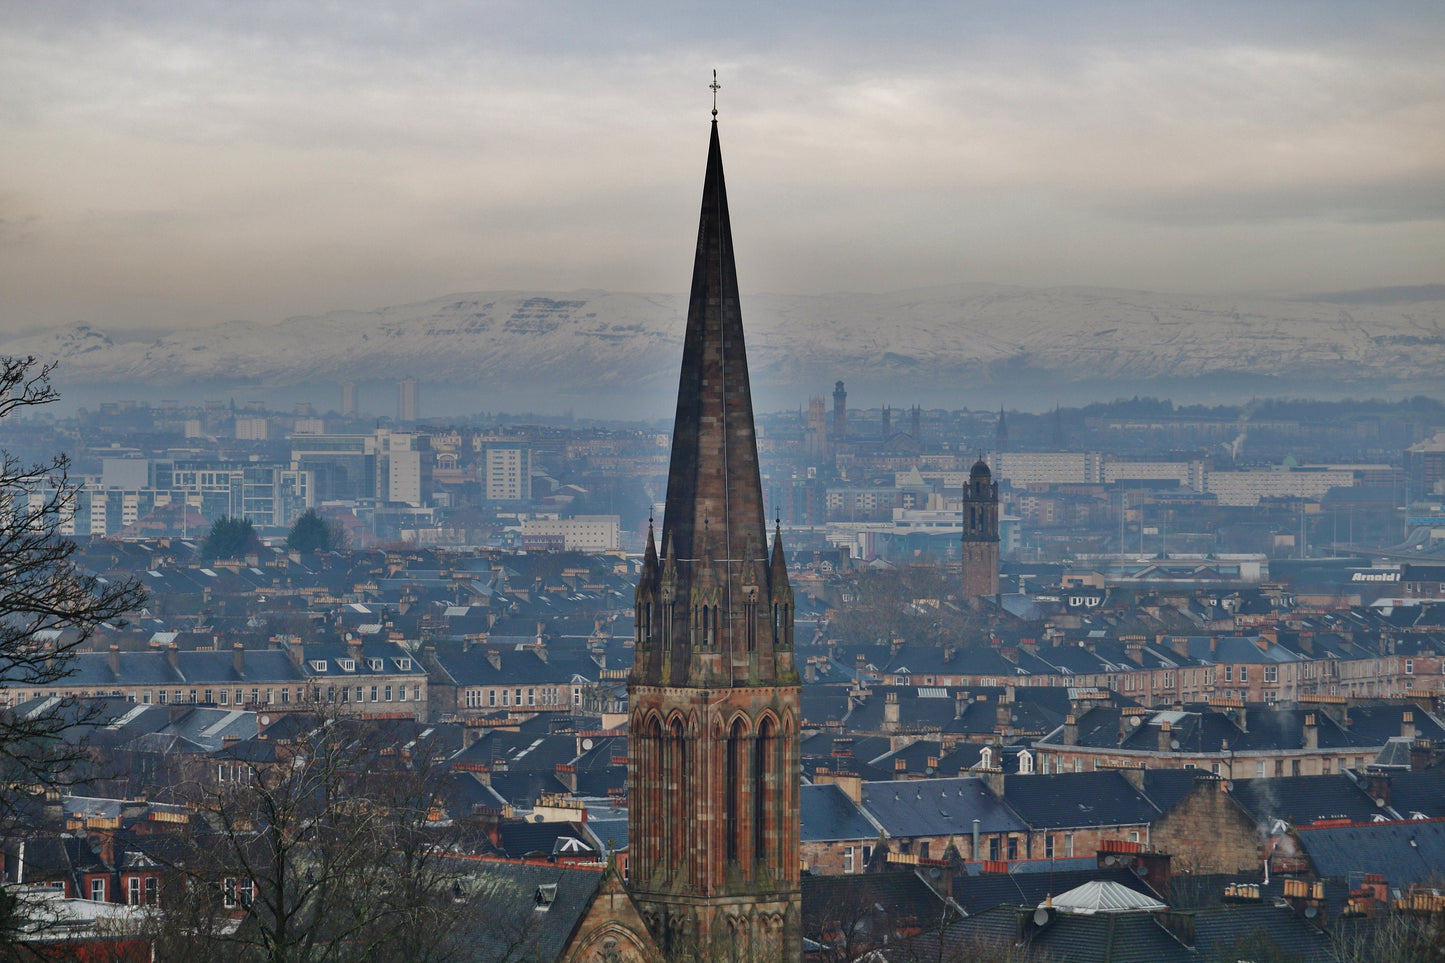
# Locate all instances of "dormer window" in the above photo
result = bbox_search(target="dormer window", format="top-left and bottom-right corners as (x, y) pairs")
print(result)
(337, 658), (356, 672)
(309, 660), (328, 673)
(534, 883), (557, 909)
(395, 657), (412, 671)
(367, 658), (384, 672)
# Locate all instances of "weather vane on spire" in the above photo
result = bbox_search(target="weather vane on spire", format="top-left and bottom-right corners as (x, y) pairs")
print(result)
(710, 69), (721, 118)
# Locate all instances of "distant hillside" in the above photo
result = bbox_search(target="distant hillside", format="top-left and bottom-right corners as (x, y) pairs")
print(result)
(4, 283), (1442, 409)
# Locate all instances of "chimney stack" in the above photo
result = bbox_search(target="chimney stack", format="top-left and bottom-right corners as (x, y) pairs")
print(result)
(1303, 713), (1319, 750)
(108, 644), (120, 678)
(233, 643), (245, 678)
(166, 642), (180, 671)
(1402, 710), (1416, 741)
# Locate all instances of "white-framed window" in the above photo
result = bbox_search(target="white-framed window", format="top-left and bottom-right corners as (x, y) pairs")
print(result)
(1239, 666), (1248, 683)
(1064, 833), (1074, 858)
(370, 685), (379, 702)
(310, 660), (328, 672)
(843, 846), (855, 874)
(337, 658), (355, 672)
(1264, 666), (1277, 683)
(91, 877), (105, 901)
(395, 658), (412, 671)
(128, 877), (140, 905)
(384, 685), (393, 702)
(489, 689), (496, 706)
(1128, 831), (1140, 843)
(368, 658), (384, 671)
(1406, 659), (1414, 675)
(219, 689), (228, 705)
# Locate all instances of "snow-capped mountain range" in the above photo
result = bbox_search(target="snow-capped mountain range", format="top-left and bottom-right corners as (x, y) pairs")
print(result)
(4, 283), (1442, 407)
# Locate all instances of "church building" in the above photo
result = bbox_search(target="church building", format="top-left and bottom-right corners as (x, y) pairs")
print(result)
(562, 113), (803, 963)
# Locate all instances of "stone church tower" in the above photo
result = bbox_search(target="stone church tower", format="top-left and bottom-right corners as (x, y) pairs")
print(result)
(627, 119), (803, 962)
(960, 457), (1000, 605)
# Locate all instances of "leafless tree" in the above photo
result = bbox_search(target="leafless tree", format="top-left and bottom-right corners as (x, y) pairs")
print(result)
(122, 708), (507, 963)
(0, 358), (146, 818)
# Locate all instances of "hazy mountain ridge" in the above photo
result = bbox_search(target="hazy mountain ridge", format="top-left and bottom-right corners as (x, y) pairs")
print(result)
(5, 284), (1443, 395)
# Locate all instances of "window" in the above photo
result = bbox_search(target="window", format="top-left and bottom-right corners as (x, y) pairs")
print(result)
(1224, 666), (1232, 682)
(128, 878), (140, 905)
(515, 688), (523, 706)
(91, 878), (105, 901)
(844, 846), (855, 873)
(1064, 833), (1075, 858)
(265, 688), (274, 704)
(528, 688), (535, 706)
(1007, 837), (1018, 860)
(280, 688), (290, 704)
(368, 658), (384, 671)
(489, 690), (497, 707)
(1292, 760), (1301, 776)
(988, 838), (999, 861)
(145, 877), (157, 904)
(1256, 761), (1266, 778)
(143, 691), (152, 704)
(223, 878), (238, 908)
(384, 685), (392, 702)
(203, 689), (213, 703)
(310, 660), (328, 672)
(158, 690), (168, 704)
(1239, 666), (1248, 683)
(370, 686), (379, 702)
(412, 685), (421, 701)
(1264, 666), (1277, 683)
(1045, 835), (1054, 858)
(396, 658), (412, 671)
(1406, 659), (1414, 675)
(501, 689), (509, 706)
(337, 658), (355, 671)
(219, 689), (228, 705)
(354, 686), (363, 702)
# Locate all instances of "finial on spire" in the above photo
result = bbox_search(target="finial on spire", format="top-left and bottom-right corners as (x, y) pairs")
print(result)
(710, 69), (720, 118)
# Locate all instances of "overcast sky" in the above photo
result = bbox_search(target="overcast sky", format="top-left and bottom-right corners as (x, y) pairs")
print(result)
(2, 1), (1443, 334)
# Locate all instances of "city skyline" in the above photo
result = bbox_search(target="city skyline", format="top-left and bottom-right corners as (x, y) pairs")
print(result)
(3, 1), (1443, 337)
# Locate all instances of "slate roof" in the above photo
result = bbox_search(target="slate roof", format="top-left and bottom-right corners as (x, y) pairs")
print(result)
(1229, 775), (1379, 827)
(800, 870), (950, 939)
(860, 777), (1027, 838)
(1001, 772), (1160, 830)
(1375, 769), (1445, 819)
(800, 784), (878, 842)
(953, 867), (1161, 916)
(50, 649), (307, 689)
(454, 859), (606, 963)
(1297, 819), (1445, 889)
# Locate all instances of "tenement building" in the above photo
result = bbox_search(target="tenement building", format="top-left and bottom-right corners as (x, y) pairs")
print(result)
(622, 116), (803, 962)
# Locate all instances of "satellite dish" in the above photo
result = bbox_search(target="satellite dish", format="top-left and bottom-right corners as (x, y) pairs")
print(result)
(1105, 855), (1119, 866)
(1033, 907), (1050, 927)
(1304, 906), (1318, 919)
(1130, 716), (1142, 727)
(1375, 797), (1386, 807)
(259, 715), (271, 726)
(1135, 865), (1149, 877)
(582, 738), (594, 751)
(1170, 739), (1181, 750)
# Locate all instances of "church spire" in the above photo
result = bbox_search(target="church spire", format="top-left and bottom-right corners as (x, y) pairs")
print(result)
(643, 118), (786, 688)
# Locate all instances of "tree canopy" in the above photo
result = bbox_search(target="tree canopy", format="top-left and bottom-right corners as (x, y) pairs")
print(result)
(286, 508), (336, 553)
(202, 516), (259, 560)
